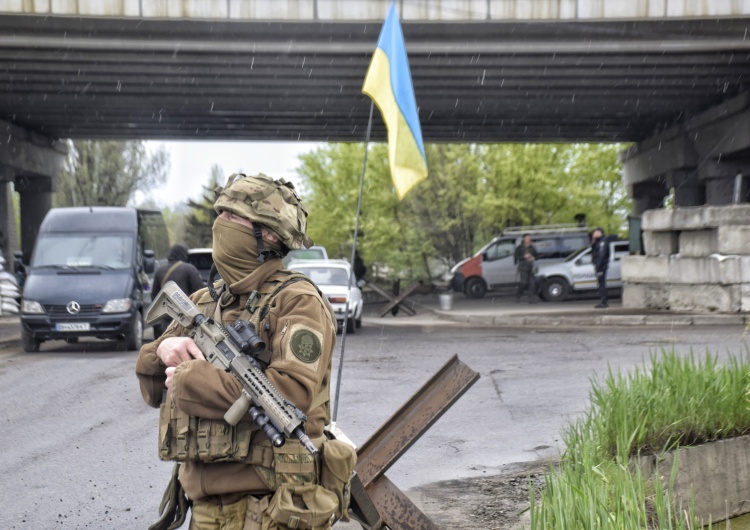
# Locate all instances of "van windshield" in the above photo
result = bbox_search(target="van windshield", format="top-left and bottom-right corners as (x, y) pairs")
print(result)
(32, 234), (134, 270)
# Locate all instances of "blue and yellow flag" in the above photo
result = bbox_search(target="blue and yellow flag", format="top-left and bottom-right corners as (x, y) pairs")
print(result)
(362, 2), (428, 200)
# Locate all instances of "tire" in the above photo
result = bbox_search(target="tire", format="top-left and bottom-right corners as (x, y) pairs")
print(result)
(541, 277), (571, 302)
(464, 277), (487, 299)
(125, 312), (144, 351)
(21, 328), (41, 353)
(355, 317), (362, 329)
(346, 317), (355, 335)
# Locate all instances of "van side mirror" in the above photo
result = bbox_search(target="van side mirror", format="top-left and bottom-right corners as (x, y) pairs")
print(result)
(143, 249), (156, 274)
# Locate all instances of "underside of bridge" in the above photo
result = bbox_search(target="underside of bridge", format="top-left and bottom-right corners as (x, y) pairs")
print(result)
(1, 14), (748, 142)
(2, 12), (750, 269)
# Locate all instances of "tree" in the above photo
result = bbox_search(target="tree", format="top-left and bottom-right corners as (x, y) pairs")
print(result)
(54, 140), (169, 207)
(183, 165), (223, 249)
(298, 142), (631, 283)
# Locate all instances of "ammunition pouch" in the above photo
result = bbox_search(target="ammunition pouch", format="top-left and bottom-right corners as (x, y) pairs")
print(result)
(263, 484), (337, 530)
(254, 436), (354, 529)
(318, 439), (356, 522)
(158, 391), (253, 462)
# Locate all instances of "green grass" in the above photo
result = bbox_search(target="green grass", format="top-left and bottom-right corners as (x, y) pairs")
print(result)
(528, 348), (750, 529)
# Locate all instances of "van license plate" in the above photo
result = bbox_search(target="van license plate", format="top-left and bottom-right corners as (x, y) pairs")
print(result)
(56, 323), (90, 332)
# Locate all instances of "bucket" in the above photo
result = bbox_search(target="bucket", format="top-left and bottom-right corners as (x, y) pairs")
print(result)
(439, 293), (453, 311)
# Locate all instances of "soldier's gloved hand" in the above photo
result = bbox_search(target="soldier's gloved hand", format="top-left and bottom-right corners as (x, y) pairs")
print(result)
(157, 336), (206, 368)
(596, 271), (603, 278)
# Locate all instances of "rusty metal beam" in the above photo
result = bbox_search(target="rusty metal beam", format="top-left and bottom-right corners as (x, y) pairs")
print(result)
(355, 354), (480, 487)
(347, 355), (480, 530)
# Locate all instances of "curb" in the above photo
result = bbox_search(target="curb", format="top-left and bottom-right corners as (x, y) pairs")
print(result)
(416, 304), (748, 328)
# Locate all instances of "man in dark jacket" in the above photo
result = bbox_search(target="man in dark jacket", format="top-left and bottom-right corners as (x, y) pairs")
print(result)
(514, 234), (539, 303)
(591, 228), (611, 308)
(151, 244), (205, 337)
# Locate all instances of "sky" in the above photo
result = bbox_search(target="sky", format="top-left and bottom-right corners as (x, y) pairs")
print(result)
(135, 140), (322, 209)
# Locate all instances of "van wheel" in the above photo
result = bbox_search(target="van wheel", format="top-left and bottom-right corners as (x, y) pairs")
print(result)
(346, 317), (355, 335)
(464, 277), (487, 299)
(542, 277), (570, 302)
(125, 313), (144, 351)
(21, 329), (41, 353)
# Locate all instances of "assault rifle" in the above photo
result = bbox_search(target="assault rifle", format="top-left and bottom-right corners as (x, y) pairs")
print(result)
(146, 281), (317, 455)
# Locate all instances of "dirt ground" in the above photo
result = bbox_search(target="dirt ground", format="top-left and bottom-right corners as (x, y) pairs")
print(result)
(413, 460), (552, 530)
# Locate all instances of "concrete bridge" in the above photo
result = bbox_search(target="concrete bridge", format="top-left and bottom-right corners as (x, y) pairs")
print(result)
(1, 0), (750, 283)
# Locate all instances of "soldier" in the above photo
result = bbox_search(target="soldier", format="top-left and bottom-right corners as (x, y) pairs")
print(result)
(514, 233), (539, 303)
(136, 174), (338, 530)
(150, 244), (205, 338)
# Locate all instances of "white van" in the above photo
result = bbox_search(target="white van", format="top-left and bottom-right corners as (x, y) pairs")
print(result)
(449, 225), (590, 298)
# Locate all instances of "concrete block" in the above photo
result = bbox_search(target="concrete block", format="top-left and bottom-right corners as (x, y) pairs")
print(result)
(717, 225), (750, 254)
(705, 204), (750, 226)
(672, 206), (708, 230)
(668, 256), (741, 285)
(710, 255), (741, 284)
(621, 255), (668, 283)
(622, 283), (669, 310)
(643, 231), (678, 256)
(678, 229), (717, 257)
(742, 257), (750, 283)
(640, 435), (750, 524)
(668, 257), (707, 284)
(641, 208), (673, 231)
(667, 284), (741, 312)
(742, 283), (750, 313)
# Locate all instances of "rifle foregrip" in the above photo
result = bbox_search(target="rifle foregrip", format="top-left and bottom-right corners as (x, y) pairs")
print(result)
(224, 393), (252, 425)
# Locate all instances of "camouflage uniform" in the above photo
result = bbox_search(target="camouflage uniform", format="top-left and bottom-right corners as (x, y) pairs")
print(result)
(136, 174), (337, 530)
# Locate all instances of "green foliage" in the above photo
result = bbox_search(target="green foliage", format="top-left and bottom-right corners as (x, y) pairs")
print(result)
(530, 349), (750, 529)
(297, 142), (631, 282)
(55, 140), (169, 207)
(183, 164), (223, 249)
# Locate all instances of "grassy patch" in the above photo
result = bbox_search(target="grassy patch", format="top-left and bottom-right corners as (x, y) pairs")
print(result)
(528, 349), (750, 529)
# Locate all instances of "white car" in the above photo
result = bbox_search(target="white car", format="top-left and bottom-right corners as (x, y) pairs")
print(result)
(536, 240), (630, 302)
(282, 245), (329, 266)
(287, 259), (363, 334)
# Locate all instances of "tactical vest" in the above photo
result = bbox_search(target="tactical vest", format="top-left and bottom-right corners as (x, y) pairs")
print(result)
(158, 269), (332, 464)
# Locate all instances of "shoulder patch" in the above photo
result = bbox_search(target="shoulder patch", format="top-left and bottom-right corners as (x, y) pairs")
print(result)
(290, 328), (322, 363)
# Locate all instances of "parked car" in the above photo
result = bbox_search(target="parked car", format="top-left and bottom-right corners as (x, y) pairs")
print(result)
(187, 248), (214, 286)
(536, 240), (630, 302)
(282, 245), (328, 266)
(449, 225), (590, 298)
(287, 259), (363, 334)
(19, 207), (168, 352)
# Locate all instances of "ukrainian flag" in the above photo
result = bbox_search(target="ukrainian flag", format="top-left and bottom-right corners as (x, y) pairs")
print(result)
(362, 2), (428, 200)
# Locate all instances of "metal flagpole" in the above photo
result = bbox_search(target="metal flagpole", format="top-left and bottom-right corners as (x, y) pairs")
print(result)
(332, 100), (374, 423)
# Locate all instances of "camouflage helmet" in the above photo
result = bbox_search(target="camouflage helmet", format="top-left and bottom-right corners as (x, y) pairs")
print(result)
(213, 173), (313, 250)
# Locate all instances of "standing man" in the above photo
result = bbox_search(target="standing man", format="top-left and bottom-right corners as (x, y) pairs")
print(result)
(150, 244), (205, 338)
(591, 227), (611, 308)
(136, 174), (337, 530)
(514, 233), (539, 303)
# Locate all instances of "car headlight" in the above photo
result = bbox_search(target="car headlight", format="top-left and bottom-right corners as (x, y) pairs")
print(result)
(102, 298), (132, 313)
(22, 299), (45, 314)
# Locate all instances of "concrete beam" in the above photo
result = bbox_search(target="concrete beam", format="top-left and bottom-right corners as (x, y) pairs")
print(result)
(622, 93), (750, 207)
(0, 120), (67, 179)
(0, 122), (65, 263)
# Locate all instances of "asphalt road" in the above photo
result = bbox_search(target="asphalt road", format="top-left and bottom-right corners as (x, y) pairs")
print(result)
(1, 319), (748, 529)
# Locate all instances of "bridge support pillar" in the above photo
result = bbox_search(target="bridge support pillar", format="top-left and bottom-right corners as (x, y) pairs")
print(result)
(0, 121), (66, 267)
(621, 94), (750, 313)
